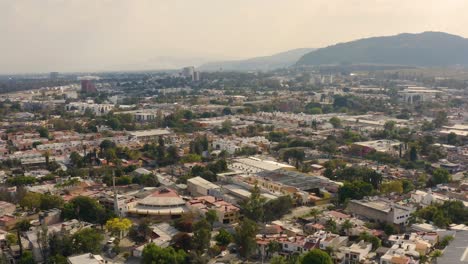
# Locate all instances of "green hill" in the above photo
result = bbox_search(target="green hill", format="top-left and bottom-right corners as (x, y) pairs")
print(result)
(296, 32), (468, 67)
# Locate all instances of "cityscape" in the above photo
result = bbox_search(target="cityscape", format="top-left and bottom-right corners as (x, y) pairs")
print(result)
(0, 1), (468, 264)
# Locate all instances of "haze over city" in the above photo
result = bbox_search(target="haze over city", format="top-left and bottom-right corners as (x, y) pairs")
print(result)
(2, 0), (468, 73)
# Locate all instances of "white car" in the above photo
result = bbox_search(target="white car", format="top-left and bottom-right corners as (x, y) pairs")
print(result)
(107, 237), (116, 244)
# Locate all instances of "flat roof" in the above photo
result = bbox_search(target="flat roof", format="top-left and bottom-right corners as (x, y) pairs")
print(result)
(128, 129), (171, 137)
(187, 176), (220, 189)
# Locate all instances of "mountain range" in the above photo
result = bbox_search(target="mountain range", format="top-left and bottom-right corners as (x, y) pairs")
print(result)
(198, 48), (315, 72)
(296, 32), (468, 67)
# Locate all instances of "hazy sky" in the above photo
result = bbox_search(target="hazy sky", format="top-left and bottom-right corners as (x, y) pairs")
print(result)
(2, 0), (468, 73)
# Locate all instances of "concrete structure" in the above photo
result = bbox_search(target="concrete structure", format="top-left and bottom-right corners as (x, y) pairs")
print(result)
(347, 198), (415, 225)
(126, 188), (187, 219)
(339, 240), (373, 264)
(352, 140), (402, 156)
(67, 253), (105, 264)
(440, 124), (468, 137)
(0, 201), (16, 217)
(410, 190), (450, 207)
(187, 196), (240, 224)
(80, 80), (97, 93)
(127, 129), (172, 142)
(399, 87), (442, 104)
(187, 176), (221, 197)
(65, 102), (114, 116)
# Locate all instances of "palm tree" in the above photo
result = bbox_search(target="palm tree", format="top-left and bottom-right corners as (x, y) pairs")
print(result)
(15, 219), (31, 256)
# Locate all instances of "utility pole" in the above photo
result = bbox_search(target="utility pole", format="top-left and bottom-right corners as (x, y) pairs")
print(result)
(113, 170), (120, 217)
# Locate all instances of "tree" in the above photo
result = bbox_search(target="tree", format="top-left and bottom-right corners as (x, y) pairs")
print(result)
(234, 218), (258, 258)
(20, 192), (42, 211)
(433, 111), (448, 128)
(205, 209), (218, 229)
(267, 241), (281, 257)
(309, 208), (322, 222)
(430, 249), (443, 264)
(409, 146), (418, 162)
(129, 219), (152, 243)
(263, 196), (293, 222)
(381, 181), (404, 194)
(283, 149), (305, 168)
(338, 181), (374, 203)
(438, 235), (454, 249)
(358, 232), (381, 250)
(329, 117), (342, 128)
(240, 184), (266, 222)
(40, 194), (64, 210)
(431, 168), (452, 185)
(62, 196), (107, 224)
(384, 121), (396, 131)
(106, 218), (132, 239)
(447, 132), (458, 145)
(99, 139), (116, 152)
(341, 219), (353, 235)
(37, 127), (49, 138)
(18, 251), (35, 264)
(192, 218), (211, 253)
(300, 249), (333, 264)
(71, 228), (104, 254)
(69, 152), (83, 168)
(142, 243), (187, 264)
(270, 255), (288, 264)
(215, 228), (233, 247)
(15, 220), (31, 256)
(325, 219), (337, 233)
(180, 154), (202, 163)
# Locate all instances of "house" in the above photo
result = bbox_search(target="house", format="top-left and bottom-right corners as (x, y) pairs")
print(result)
(336, 240), (373, 264)
(67, 253), (106, 264)
(187, 196), (240, 224)
(351, 140), (402, 157)
(0, 201), (16, 217)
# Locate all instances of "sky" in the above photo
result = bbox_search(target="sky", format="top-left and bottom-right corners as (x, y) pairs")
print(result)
(1, 0), (468, 73)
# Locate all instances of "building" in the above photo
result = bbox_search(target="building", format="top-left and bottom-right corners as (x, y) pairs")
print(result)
(50, 72), (59, 80)
(410, 190), (450, 207)
(337, 240), (373, 264)
(398, 87), (442, 104)
(126, 187), (187, 219)
(346, 198), (415, 225)
(351, 140), (402, 157)
(187, 196), (240, 224)
(193, 71), (201, 81)
(67, 253), (105, 264)
(187, 176), (221, 197)
(182, 66), (195, 80)
(0, 201), (16, 217)
(380, 233), (435, 264)
(127, 129), (172, 142)
(65, 102), (114, 116)
(80, 80), (97, 93)
(440, 124), (468, 137)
